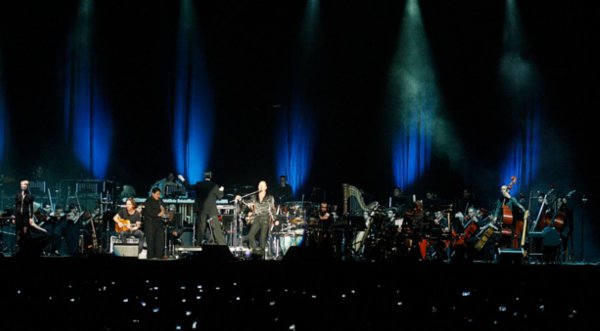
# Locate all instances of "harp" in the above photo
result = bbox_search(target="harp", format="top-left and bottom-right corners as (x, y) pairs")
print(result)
(342, 184), (379, 257)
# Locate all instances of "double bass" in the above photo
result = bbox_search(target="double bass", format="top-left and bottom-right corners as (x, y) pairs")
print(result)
(501, 176), (517, 227)
(500, 176), (525, 248)
(551, 190), (576, 232)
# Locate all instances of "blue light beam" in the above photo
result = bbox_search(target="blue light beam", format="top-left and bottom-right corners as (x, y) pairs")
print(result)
(63, 0), (112, 179)
(276, 1), (319, 195)
(0, 51), (7, 164)
(389, 0), (442, 191)
(172, 0), (213, 183)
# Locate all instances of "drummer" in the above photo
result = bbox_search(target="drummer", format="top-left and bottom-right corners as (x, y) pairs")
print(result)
(273, 175), (293, 205)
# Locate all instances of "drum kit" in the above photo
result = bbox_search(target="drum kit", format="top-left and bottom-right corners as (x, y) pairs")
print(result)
(269, 201), (316, 258)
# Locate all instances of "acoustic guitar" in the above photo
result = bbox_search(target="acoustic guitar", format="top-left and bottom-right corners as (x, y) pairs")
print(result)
(114, 219), (133, 233)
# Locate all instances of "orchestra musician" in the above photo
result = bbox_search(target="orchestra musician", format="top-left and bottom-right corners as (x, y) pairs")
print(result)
(307, 201), (334, 247)
(495, 182), (526, 248)
(403, 200), (429, 260)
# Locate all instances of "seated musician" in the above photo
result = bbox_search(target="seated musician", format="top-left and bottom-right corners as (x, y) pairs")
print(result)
(313, 202), (334, 247)
(148, 172), (186, 198)
(403, 201), (429, 260)
(113, 197), (144, 254)
(432, 210), (449, 233)
(388, 187), (411, 218)
(163, 172), (186, 198)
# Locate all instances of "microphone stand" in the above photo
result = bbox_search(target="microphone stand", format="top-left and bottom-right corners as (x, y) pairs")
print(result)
(240, 190), (260, 200)
(231, 190), (259, 255)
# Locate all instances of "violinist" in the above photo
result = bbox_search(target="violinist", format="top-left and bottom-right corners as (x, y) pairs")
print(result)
(403, 200), (429, 260)
(449, 207), (480, 262)
(432, 210), (449, 233)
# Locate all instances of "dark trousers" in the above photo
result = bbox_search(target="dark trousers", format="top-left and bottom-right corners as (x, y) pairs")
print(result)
(53, 220), (80, 256)
(145, 219), (165, 259)
(14, 213), (28, 242)
(197, 212), (226, 245)
(14, 214), (44, 258)
(247, 215), (269, 254)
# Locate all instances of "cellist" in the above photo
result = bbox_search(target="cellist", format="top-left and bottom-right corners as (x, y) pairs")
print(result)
(494, 179), (526, 248)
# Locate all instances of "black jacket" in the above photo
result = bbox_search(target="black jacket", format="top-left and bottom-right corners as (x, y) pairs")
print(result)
(185, 180), (223, 215)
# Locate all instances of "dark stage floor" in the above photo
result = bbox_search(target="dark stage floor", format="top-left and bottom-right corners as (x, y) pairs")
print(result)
(1, 252), (599, 331)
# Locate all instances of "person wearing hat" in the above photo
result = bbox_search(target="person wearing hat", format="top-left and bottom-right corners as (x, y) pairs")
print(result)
(179, 171), (226, 246)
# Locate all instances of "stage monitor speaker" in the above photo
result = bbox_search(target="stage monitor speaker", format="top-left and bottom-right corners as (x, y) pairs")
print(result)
(541, 227), (561, 247)
(282, 246), (335, 263)
(180, 229), (194, 246)
(497, 248), (524, 265)
(113, 244), (139, 257)
(185, 245), (237, 262)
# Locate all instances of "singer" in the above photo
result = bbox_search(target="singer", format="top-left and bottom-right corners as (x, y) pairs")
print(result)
(235, 181), (275, 258)
(13, 179), (47, 257)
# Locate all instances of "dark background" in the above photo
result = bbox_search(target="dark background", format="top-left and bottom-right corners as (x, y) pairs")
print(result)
(1, 0), (598, 256)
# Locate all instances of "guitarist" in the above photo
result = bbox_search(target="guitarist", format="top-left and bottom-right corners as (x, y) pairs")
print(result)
(114, 197), (144, 255)
(235, 180), (276, 258)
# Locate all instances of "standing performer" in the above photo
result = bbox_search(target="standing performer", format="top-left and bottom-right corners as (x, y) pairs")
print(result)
(179, 172), (227, 245)
(495, 177), (526, 248)
(235, 181), (275, 258)
(142, 188), (166, 259)
(13, 180), (47, 257)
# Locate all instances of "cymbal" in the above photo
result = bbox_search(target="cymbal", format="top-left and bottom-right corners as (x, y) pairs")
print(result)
(290, 218), (305, 225)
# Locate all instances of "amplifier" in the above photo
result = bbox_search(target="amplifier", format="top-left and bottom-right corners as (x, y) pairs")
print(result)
(113, 243), (139, 257)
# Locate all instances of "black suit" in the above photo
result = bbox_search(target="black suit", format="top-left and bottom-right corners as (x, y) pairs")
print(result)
(186, 180), (226, 245)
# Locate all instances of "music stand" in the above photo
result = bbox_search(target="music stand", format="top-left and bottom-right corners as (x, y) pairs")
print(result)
(163, 215), (172, 257)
